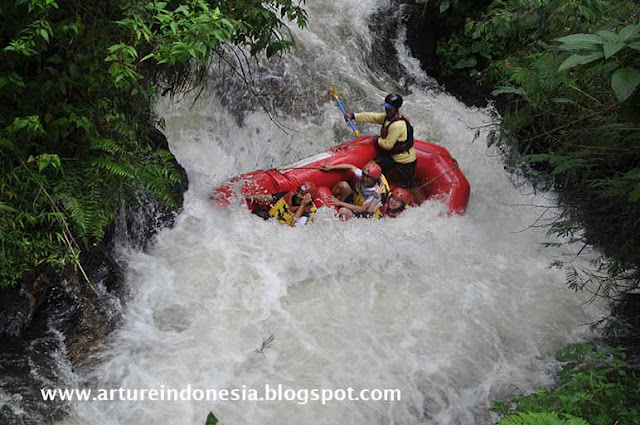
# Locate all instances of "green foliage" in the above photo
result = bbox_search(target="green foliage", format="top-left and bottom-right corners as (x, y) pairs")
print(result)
(499, 412), (590, 425)
(494, 344), (640, 425)
(436, 0), (640, 340)
(557, 24), (640, 101)
(611, 67), (640, 102)
(437, 0), (620, 83)
(0, 0), (307, 287)
(412, 0), (461, 13)
(205, 412), (219, 425)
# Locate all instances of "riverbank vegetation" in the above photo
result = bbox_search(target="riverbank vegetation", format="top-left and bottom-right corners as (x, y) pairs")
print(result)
(409, 0), (640, 423)
(420, 0), (640, 345)
(0, 0), (307, 287)
(495, 344), (640, 425)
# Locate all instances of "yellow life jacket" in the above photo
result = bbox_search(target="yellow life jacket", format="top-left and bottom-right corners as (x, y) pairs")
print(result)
(353, 174), (391, 207)
(267, 194), (317, 226)
(371, 208), (384, 219)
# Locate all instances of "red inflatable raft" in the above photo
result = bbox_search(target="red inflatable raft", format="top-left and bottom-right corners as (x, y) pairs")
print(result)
(213, 136), (470, 215)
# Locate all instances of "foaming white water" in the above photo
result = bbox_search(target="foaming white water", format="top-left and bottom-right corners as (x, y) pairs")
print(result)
(61, 1), (604, 424)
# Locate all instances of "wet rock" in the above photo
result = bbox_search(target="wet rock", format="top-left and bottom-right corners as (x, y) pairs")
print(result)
(402, 0), (496, 108)
(0, 130), (188, 424)
(0, 287), (32, 338)
(0, 271), (56, 338)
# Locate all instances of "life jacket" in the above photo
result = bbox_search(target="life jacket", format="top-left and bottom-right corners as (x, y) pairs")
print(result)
(353, 174), (391, 207)
(267, 192), (317, 226)
(380, 116), (414, 155)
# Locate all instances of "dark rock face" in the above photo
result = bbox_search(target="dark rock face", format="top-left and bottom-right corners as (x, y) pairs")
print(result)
(0, 130), (188, 425)
(403, 6), (441, 77)
(0, 287), (32, 338)
(403, 1), (496, 108)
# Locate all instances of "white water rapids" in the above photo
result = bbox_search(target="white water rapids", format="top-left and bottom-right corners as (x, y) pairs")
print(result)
(61, 1), (604, 424)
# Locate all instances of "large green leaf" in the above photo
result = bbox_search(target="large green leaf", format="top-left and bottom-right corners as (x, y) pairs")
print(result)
(491, 86), (526, 96)
(596, 30), (620, 43)
(603, 40), (625, 58)
(453, 57), (477, 69)
(611, 67), (640, 102)
(619, 24), (640, 41)
(558, 52), (604, 71)
(556, 34), (604, 45)
(629, 41), (640, 51)
(557, 41), (602, 52)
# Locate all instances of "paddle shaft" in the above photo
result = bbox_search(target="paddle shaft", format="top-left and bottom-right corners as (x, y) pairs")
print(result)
(330, 85), (359, 137)
(335, 97), (358, 135)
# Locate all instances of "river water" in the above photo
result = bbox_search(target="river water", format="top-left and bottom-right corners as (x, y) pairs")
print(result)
(53, 1), (604, 424)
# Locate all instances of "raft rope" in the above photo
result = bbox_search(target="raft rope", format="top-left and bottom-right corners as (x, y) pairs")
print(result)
(412, 147), (461, 190)
(414, 157), (460, 190)
(276, 165), (324, 172)
(242, 141), (460, 195)
(275, 146), (460, 189)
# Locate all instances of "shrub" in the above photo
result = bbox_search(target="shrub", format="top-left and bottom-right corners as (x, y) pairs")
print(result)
(0, 0), (307, 287)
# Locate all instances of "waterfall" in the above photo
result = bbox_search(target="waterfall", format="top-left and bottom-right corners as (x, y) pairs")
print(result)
(55, 1), (604, 424)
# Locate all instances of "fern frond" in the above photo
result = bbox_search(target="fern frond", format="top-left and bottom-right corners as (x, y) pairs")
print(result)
(500, 412), (590, 425)
(62, 196), (91, 237)
(89, 138), (127, 155)
(91, 158), (136, 179)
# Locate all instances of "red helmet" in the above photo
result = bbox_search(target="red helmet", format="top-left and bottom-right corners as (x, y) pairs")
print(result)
(362, 161), (382, 179)
(298, 181), (318, 197)
(391, 188), (412, 204)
